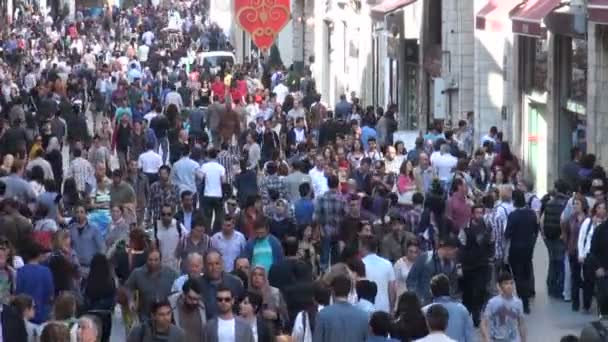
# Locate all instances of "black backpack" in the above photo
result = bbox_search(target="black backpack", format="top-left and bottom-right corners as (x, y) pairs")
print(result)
(542, 195), (568, 240)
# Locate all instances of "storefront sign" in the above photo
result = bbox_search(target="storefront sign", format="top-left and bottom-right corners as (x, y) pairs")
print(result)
(235, 0), (291, 51)
(565, 99), (586, 115)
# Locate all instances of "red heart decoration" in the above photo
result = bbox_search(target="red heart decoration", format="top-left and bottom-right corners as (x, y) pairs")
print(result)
(235, 0), (291, 51)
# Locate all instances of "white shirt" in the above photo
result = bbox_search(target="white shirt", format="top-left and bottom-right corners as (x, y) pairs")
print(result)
(138, 150), (163, 173)
(480, 134), (496, 146)
(155, 220), (182, 271)
(143, 111), (159, 124)
(578, 217), (596, 259)
(292, 305), (324, 342)
(431, 152), (457, 181)
(308, 167), (329, 198)
(294, 128), (306, 144)
(362, 253), (395, 313)
(217, 317), (236, 342)
(199, 161), (226, 198)
(210, 231), (247, 272)
(138, 44), (150, 62)
(414, 332), (457, 342)
(272, 83), (289, 104)
(164, 91), (184, 110)
(142, 31), (155, 46)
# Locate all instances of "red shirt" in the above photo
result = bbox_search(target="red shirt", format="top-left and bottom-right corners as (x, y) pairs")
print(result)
(211, 81), (226, 102)
(237, 79), (248, 96)
(230, 88), (242, 103)
(446, 192), (471, 232)
(68, 25), (78, 39)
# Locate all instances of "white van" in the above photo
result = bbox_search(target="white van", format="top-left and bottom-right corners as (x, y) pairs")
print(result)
(198, 51), (236, 75)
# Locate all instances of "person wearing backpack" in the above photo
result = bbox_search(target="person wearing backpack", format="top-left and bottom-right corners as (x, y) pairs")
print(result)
(153, 203), (184, 272)
(579, 292), (608, 342)
(541, 179), (570, 299)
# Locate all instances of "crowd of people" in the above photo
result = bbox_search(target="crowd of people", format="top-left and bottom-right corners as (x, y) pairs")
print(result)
(0, 1), (608, 342)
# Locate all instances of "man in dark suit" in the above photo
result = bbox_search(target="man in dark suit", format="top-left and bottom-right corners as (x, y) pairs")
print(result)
(1, 303), (27, 342)
(204, 285), (255, 342)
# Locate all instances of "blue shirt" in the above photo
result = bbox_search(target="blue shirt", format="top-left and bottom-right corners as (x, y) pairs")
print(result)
(252, 237), (273, 272)
(361, 126), (377, 150)
(16, 264), (54, 324)
(69, 222), (105, 267)
(294, 198), (314, 226)
(171, 157), (199, 195)
(423, 297), (476, 342)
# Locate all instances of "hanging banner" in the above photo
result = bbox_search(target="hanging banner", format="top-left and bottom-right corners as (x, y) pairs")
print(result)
(234, 0), (291, 51)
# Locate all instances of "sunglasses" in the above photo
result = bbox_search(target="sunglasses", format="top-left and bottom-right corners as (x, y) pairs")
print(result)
(216, 297), (232, 303)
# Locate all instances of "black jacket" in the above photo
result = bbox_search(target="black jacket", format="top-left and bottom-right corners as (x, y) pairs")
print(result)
(1, 304), (27, 342)
(542, 193), (569, 240)
(588, 221), (608, 272)
(256, 315), (274, 342)
(505, 208), (539, 253)
(460, 220), (493, 270)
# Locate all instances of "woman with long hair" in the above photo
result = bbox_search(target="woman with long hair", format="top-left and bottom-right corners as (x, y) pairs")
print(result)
(88, 163), (112, 238)
(62, 178), (84, 218)
(47, 230), (81, 296)
(395, 141), (407, 156)
(97, 119), (113, 149)
(291, 282), (330, 342)
(112, 228), (149, 284)
(391, 292), (429, 341)
(44, 137), (63, 188)
(11, 294), (38, 342)
(348, 139), (365, 169)
(199, 78), (211, 106)
(239, 291), (274, 342)
(28, 165), (46, 197)
(84, 254), (116, 311)
(492, 141), (519, 181)
(249, 265), (289, 333)
(396, 160), (416, 205)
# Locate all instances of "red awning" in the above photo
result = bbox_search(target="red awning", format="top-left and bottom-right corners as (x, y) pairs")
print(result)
(476, 0), (521, 32)
(511, 0), (561, 37)
(371, 0), (417, 15)
(589, 0), (608, 24)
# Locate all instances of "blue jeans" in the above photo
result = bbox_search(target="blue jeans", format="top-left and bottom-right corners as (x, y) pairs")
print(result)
(545, 238), (565, 298)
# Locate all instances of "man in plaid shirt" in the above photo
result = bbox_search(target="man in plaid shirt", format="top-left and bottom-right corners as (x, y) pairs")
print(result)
(259, 161), (289, 206)
(314, 174), (346, 269)
(217, 142), (240, 184)
(485, 186), (513, 294)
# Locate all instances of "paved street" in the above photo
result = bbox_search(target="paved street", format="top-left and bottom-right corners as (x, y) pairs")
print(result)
(70, 109), (594, 341)
(526, 240), (592, 340)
